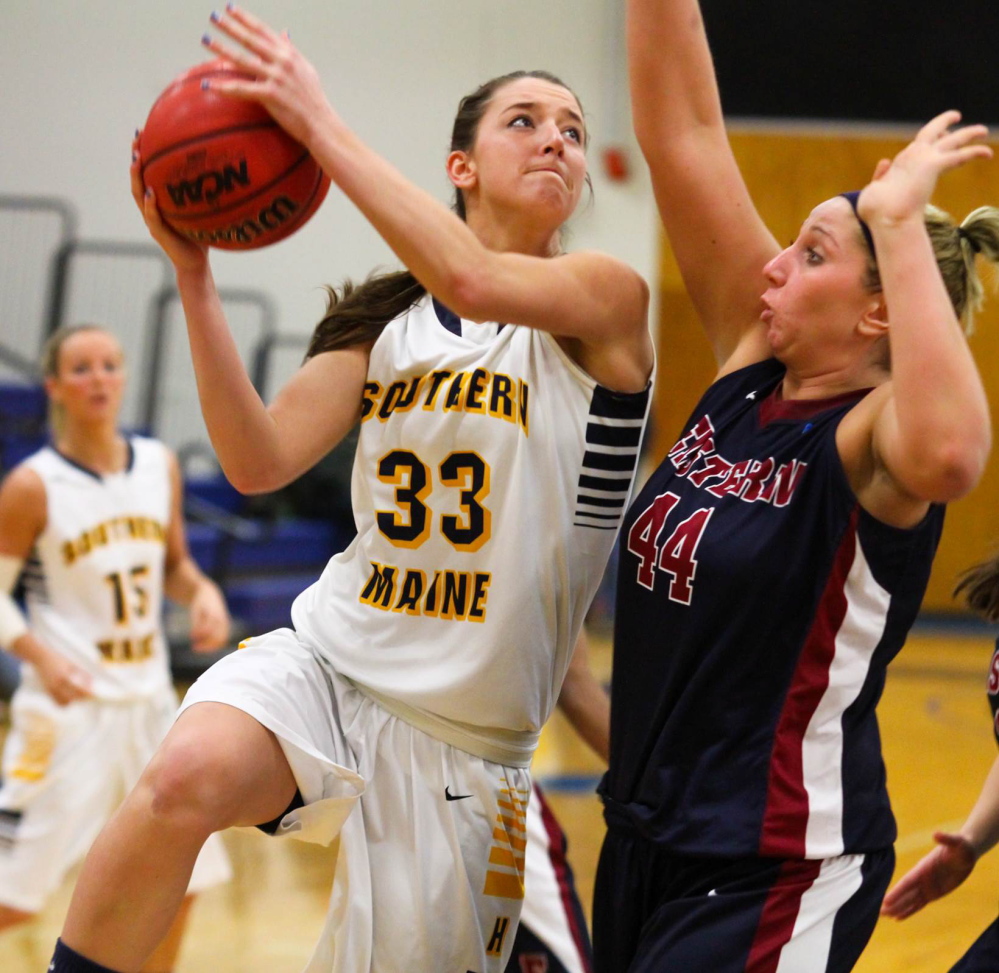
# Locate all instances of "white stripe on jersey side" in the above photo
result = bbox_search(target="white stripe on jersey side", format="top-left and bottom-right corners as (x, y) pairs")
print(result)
(773, 854), (865, 973)
(582, 444), (641, 456)
(578, 469), (637, 480)
(577, 488), (631, 501)
(586, 417), (647, 428)
(802, 538), (890, 858)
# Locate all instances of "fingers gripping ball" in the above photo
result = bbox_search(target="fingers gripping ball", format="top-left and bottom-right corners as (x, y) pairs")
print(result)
(139, 60), (330, 250)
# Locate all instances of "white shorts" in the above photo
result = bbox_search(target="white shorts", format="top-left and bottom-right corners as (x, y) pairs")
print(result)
(0, 683), (232, 914)
(179, 627), (532, 973)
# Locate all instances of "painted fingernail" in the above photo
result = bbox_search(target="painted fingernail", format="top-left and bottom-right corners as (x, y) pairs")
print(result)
(210, 10), (220, 22)
(201, 79), (211, 89)
(226, 1), (235, 9)
(145, 187), (153, 198)
(131, 151), (137, 162)
(134, 128), (140, 139)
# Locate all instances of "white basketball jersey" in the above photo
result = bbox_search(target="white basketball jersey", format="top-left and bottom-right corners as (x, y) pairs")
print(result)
(19, 438), (172, 701)
(292, 295), (650, 766)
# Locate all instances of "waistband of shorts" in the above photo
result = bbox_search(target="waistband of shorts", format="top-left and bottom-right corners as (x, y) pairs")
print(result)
(351, 681), (538, 768)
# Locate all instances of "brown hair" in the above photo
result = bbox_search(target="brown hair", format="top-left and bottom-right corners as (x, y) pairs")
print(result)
(954, 550), (999, 622)
(858, 204), (999, 333)
(306, 70), (584, 359)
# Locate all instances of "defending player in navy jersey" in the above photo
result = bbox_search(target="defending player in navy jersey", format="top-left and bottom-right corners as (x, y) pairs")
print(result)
(881, 552), (999, 972)
(594, 1), (999, 971)
(51, 7), (653, 973)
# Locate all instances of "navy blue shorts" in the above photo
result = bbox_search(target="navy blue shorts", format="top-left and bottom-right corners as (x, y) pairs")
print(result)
(592, 827), (893, 973)
(951, 916), (999, 972)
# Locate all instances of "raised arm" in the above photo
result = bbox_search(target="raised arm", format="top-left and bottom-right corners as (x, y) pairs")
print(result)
(131, 142), (371, 495)
(627, 0), (780, 368)
(198, 8), (652, 393)
(839, 112), (992, 518)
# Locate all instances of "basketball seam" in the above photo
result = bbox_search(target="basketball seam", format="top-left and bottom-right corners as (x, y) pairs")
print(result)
(156, 149), (315, 222)
(140, 120), (282, 171)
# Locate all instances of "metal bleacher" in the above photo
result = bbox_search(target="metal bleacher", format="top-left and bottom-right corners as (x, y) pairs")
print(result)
(0, 194), (354, 682)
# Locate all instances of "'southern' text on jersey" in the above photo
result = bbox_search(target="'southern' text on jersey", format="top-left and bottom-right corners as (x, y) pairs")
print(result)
(669, 414), (807, 505)
(361, 368), (530, 435)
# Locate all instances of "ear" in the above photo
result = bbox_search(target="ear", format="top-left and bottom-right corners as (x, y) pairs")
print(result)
(446, 149), (477, 194)
(857, 297), (889, 339)
(43, 375), (59, 402)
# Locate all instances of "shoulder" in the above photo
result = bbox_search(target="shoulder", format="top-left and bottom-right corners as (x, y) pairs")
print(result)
(0, 462), (47, 552)
(0, 462), (47, 504)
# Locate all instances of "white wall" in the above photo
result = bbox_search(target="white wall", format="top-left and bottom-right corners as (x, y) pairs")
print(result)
(1, 0), (658, 353)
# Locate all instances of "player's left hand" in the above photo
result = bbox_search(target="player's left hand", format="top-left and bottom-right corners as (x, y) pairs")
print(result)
(188, 579), (231, 652)
(880, 830), (977, 920)
(858, 111), (992, 230)
(200, 5), (334, 151)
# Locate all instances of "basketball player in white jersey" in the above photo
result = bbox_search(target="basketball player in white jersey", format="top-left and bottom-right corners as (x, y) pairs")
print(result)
(0, 325), (232, 971)
(51, 6), (654, 973)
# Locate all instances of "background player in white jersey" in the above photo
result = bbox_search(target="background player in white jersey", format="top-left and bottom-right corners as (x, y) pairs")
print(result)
(51, 6), (653, 973)
(0, 325), (232, 971)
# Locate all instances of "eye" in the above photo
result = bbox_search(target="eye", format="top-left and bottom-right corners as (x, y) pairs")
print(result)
(564, 126), (582, 143)
(805, 247), (823, 265)
(509, 114), (533, 129)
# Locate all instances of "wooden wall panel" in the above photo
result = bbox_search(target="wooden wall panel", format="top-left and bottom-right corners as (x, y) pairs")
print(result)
(653, 127), (999, 612)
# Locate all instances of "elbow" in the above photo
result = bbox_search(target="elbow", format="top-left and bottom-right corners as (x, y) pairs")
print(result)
(916, 437), (991, 503)
(442, 262), (497, 324)
(223, 462), (288, 497)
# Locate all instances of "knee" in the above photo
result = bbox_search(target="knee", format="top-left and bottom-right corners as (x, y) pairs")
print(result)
(138, 733), (239, 836)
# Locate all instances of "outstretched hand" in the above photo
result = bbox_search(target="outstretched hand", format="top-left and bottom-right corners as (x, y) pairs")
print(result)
(200, 4), (335, 151)
(130, 133), (209, 273)
(858, 110), (992, 228)
(880, 831), (977, 920)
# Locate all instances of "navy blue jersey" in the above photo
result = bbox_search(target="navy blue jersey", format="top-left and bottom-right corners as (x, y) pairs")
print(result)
(601, 359), (944, 859)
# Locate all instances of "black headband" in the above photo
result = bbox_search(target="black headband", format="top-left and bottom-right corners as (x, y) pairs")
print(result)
(840, 191), (877, 259)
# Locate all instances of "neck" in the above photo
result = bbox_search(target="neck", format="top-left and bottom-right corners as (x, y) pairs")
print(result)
(56, 423), (128, 474)
(465, 206), (561, 257)
(779, 358), (889, 401)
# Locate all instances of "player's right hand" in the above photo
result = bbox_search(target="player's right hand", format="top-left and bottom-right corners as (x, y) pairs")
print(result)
(130, 134), (210, 273)
(35, 647), (94, 706)
(880, 831), (977, 920)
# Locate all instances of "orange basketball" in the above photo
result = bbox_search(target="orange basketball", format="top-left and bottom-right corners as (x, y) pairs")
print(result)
(139, 60), (330, 251)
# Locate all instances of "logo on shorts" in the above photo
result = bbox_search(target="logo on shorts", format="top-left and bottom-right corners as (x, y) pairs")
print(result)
(445, 786), (473, 801)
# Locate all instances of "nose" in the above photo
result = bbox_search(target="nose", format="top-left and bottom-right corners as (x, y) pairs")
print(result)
(763, 248), (790, 286)
(540, 120), (565, 156)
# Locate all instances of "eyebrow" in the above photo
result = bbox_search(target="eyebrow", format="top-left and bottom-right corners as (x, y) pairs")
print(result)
(503, 101), (585, 129)
(805, 224), (841, 251)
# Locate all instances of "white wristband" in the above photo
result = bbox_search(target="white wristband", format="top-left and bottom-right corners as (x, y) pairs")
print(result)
(0, 553), (28, 648)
